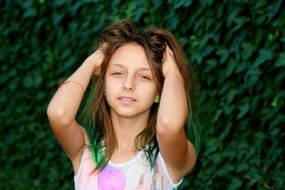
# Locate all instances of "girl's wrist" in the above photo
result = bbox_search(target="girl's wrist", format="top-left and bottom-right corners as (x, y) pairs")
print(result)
(163, 64), (180, 77)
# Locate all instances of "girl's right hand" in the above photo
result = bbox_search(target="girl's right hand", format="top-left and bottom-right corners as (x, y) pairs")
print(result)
(85, 43), (107, 75)
(162, 45), (178, 77)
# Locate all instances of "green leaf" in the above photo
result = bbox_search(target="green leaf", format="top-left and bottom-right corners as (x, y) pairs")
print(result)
(216, 48), (229, 64)
(274, 53), (285, 67)
(253, 48), (273, 67)
(52, 12), (64, 25)
(226, 89), (238, 103)
(23, 7), (37, 19)
(237, 103), (249, 119)
(270, 114), (285, 128)
(213, 109), (223, 122)
(241, 42), (256, 60)
(245, 66), (261, 86)
(225, 58), (236, 77)
(233, 16), (249, 31)
(266, 0), (282, 22)
(172, 0), (193, 9)
(228, 177), (242, 190)
(222, 104), (234, 116)
(205, 59), (217, 72)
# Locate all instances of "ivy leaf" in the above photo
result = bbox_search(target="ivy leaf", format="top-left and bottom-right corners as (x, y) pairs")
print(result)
(241, 42), (256, 60)
(171, 0), (193, 9)
(253, 48), (273, 67)
(266, 0), (282, 22)
(237, 103), (249, 119)
(225, 58), (236, 77)
(274, 52), (285, 67)
(228, 177), (242, 189)
(23, 7), (37, 19)
(205, 59), (217, 72)
(226, 89), (238, 103)
(216, 48), (229, 64)
(245, 66), (261, 86)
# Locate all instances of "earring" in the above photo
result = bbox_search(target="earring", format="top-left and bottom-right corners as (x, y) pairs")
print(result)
(154, 95), (160, 103)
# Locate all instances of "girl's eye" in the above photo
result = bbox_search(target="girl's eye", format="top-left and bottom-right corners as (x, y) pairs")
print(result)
(112, 72), (123, 76)
(139, 75), (151, 80)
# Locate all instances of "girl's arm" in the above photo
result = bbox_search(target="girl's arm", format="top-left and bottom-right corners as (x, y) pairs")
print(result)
(47, 47), (104, 169)
(156, 46), (196, 182)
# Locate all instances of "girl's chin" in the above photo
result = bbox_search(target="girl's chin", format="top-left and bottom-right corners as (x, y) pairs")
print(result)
(110, 108), (149, 119)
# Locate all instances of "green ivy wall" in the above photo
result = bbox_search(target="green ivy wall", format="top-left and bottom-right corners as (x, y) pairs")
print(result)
(1, 0), (284, 189)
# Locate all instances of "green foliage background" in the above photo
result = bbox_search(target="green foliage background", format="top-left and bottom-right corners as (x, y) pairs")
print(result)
(1, 0), (284, 189)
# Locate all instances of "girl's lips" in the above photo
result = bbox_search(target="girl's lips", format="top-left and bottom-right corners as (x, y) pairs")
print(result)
(118, 96), (136, 104)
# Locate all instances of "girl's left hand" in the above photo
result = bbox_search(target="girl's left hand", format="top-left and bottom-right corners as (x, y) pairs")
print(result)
(162, 46), (177, 77)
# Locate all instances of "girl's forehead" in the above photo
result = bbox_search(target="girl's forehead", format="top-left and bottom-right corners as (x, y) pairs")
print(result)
(108, 63), (152, 73)
(109, 43), (151, 69)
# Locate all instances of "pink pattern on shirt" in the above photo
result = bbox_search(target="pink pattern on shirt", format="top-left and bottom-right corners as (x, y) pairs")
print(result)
(98, 165), (126, 189)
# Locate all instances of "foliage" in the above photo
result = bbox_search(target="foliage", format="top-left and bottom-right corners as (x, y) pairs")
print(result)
(1, 0), (284, 189)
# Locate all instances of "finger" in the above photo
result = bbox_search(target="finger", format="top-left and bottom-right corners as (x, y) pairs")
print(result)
(99, 42), (108, 51)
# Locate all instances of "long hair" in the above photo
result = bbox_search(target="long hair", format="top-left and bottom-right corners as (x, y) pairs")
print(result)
(80, 19), (200, 170)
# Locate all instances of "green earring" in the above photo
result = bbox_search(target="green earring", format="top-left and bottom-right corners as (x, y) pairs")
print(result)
(154, 95), (160, 103)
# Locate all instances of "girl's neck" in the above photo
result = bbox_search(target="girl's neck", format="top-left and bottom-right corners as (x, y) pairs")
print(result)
(110, 112), (149, 151)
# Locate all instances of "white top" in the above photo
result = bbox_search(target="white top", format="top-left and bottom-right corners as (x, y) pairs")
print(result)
(74, 148), (183, 190)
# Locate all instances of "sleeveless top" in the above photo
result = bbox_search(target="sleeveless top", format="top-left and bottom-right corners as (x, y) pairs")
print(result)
(74, 148), (183, 190)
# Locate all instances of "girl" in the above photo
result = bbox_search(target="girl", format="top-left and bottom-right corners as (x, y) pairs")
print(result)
(47, 19), (199, 190)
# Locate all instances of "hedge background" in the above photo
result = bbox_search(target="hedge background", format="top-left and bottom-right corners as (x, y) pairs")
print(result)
(1, 0), (284, 189)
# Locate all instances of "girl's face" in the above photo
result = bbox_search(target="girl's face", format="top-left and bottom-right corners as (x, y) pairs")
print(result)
(104, 42), (158, 119)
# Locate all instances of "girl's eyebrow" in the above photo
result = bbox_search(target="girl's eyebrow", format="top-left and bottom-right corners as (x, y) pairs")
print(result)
(110, 63), (151, 71)
(110, 63), (124, 68)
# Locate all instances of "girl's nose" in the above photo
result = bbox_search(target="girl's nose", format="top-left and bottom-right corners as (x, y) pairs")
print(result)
(122, 75), (135, 92)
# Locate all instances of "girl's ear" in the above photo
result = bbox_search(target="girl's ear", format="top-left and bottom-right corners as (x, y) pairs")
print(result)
(153, 95), (160, 103)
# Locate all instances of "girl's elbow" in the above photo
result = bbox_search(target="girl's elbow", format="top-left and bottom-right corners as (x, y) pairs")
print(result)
(156, 116), (185, 135)
(47, 104), (72, 127)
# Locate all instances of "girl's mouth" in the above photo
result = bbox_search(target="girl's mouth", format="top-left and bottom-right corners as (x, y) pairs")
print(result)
(118, 96), (137, 104)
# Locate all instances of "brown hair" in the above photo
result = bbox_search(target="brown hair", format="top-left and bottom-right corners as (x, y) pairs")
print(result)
(81, 19), (196, 169)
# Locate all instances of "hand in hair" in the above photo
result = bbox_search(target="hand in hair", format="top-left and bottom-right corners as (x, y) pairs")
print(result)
(85, 43), (107, 75)
(162, 46), (178, 77)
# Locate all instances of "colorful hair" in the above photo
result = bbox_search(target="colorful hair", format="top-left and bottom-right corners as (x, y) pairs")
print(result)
(80, 19), (201, 170)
